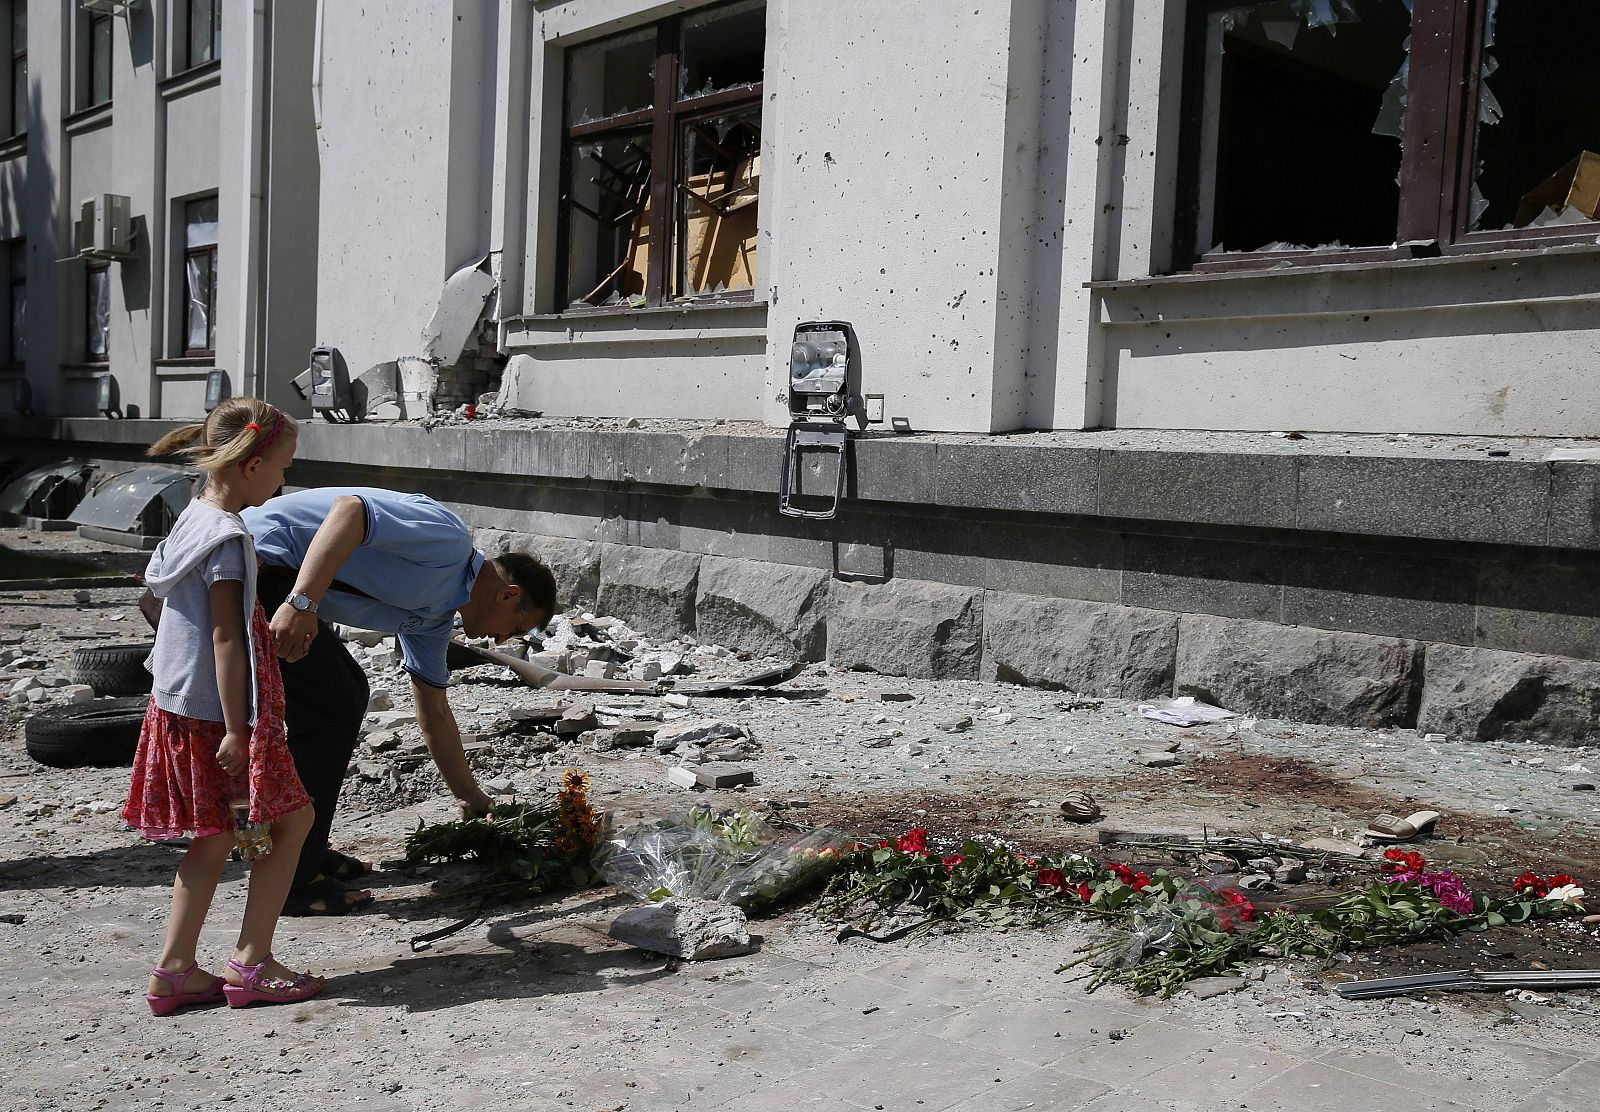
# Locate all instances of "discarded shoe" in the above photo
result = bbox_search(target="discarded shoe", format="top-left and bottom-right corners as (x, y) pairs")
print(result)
(1366, 810), (1441, 843)
(222, 955), (324, 1009)
(145, 963), (226, 1016)
(1060, 790), (1102, 824)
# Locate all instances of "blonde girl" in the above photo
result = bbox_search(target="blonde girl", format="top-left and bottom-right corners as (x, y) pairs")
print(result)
(124, 398), (323, 1012)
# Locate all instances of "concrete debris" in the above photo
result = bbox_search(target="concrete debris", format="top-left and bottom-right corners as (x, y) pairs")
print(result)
(1186, 976), (1247, 1000)
(935, 716), (973, 733)
(694, 763), (756, 789)
(584, 723), (660, 750)
(1138, 752), (1181, 768)
(484, 777), (517, 796)
(608, 898), (754, 961)
(61, 685), (94, 704)
(556, 703), (599, 736)
(367, 690), (393, 712)
(653, 718), (748, 752)
(666, 766), (700, 790)
(364, 730), (400, 753)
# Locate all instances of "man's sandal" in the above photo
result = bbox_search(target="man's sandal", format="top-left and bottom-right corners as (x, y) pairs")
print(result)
(145, 963), (226, 1016)
(222, 955), (324, 1008)
(323, 849), (372, 882)
(283, 874), (375, 917)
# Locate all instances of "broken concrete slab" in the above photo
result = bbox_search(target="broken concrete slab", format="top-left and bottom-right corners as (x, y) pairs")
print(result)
(652, 717), (747, 752)
(608, 898), (754, 961)
(598, 545), (701, 640)
(694, 763), (755, 789)
(666, 766), (700, 790)
(1418, 643), (1600, 746)
(555, 703), (599, 736)
(981, 593), (1178, 700)
(1175, 615), (1421, 729)
(583, 723), (660, 750)
(420, 258), (496, 367)
(1186, 976), (1247, 1000)
(828, 578), (983, 680)
(693, 555), (830, 662)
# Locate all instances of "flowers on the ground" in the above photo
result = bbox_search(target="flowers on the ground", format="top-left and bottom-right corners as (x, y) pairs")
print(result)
(553, 769), (603, 855)
(895, 828), (929, 854)
(1547, 883), (1587, 909)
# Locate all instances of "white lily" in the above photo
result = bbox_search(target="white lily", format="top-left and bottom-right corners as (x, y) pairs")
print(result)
(1546, 883), (1586, 908)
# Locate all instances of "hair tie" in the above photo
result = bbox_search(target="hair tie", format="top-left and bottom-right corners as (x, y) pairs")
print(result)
(244, 422), (261, 434)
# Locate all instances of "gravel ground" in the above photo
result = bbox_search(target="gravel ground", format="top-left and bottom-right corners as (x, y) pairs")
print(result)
(4, 528), (1600, 1111)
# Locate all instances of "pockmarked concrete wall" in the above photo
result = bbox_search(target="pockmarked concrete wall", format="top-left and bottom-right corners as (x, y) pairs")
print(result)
(315, 3), (495, 379)
(761, 0), (1052, 433)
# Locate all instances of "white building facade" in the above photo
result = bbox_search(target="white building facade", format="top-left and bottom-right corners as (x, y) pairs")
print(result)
(6, 0), (1599, 437)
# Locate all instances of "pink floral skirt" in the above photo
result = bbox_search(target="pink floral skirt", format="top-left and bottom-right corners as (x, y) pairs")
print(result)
(121, 606), (311, 840)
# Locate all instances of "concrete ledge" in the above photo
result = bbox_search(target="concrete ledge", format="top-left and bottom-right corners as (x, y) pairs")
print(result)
(694, 555), (829, 661)
(6, 417), (1595, 552)
(828, 579), (983, 680)
(980, 592), (1176, 699)
(1419, 643), (1600, 747)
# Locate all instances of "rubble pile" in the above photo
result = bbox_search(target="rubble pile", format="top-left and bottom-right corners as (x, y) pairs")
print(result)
(337, 607), (782, 812)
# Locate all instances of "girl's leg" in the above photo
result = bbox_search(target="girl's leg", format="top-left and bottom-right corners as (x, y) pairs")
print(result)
(231, 804), (316, 980)
(148, 833), (233, 997)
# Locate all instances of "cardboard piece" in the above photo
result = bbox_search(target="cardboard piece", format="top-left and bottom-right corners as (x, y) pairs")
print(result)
(1514, 151), (1600, 227)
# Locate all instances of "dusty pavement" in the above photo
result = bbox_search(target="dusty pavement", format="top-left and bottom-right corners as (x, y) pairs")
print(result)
(4, 528), (1600, 1112)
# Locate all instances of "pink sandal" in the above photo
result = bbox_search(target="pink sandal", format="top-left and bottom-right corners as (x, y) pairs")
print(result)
(222, 955), (325, 1009)
(145, 963), (226, 1016)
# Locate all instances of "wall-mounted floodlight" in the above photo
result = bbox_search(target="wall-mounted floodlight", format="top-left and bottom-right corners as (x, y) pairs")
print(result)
(779, 321), (863, 520)
(204, 368), (230, 411)
(97, 372), (122, 418)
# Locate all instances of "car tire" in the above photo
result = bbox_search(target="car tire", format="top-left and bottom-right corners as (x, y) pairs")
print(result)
(24, 697), (148, 768)
(69, 642), (154, 697)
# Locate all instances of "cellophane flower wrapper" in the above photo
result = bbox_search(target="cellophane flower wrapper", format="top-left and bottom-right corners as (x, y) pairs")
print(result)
(712, 828), (855, 912)
(1101, 888), (1238, 969)
(594, 819), (745, 901)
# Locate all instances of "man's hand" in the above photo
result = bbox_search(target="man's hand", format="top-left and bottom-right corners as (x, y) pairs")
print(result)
(270, 602), (319, 661)
(216, 728), (250, 783)
(458, 787), (494, 819)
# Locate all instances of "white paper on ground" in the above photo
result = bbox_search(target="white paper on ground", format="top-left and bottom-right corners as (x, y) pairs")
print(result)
(1138, 696), (1237, 727)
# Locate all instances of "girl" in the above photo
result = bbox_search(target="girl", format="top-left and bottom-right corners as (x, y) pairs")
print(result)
(123, 398), (323, 1013)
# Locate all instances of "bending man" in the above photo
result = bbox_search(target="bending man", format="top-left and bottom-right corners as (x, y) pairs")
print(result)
(244, 487), (554, 915)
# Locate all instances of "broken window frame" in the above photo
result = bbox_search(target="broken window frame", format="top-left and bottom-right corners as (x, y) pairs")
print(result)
(9, 0), (25, 138)
(555, 0), (763, 312)
(5, 236), (22, 367)
(85, 259), (110, 365)
(1175, 0), (1600, 273)
(181, 197), (218, 358)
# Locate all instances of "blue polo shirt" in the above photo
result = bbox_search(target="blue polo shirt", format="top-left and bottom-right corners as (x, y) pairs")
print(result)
(244, 488), (483, 689)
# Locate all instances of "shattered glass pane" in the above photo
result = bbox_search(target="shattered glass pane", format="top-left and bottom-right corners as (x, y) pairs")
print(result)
(1469, 1), (1600, 231)
(1197, 0), (1410, 255)
(185, 253), (212, 352)
(567, 27), (655, 124)
(87, 266), (110, 362)
(562, 130), (652, 306)
(185, 197), (218, 248)
(679, 0), (765, 101)
(675, 109), (760, 298)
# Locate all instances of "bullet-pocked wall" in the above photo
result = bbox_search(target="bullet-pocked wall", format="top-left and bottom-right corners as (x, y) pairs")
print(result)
(314, 0), (498, 384)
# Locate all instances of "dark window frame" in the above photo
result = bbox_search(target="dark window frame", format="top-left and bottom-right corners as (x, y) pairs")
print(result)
(1175, 0), (1600, 273)
(555, 1), (763, 312)
(5, 237), (22, 367)
(181, 198), (218, 359)
(85, 259), (111, 365)
(86, 11), (112, 108)
(9, 0), (25, 138)
(183, 0), (221, 72)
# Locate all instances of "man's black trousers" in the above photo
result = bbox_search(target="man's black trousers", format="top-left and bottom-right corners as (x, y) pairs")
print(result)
(257, 567), (369, 890)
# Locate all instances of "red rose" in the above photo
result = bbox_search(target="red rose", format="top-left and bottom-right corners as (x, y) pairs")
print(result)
(1074, 883), (1093, 902)
(895, 828), (929, 854)
(1036, 868), (1066, 889)
(1548, 873), (1575, 888)
(941, 854), (964, 873)
(1109, 863), (1136, 886)
(1131, 872), (1151, 892)
(1512, 871), (1548, 897)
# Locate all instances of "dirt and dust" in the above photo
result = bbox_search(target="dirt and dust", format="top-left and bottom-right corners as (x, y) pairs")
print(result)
(6, 527), (1600, 1110)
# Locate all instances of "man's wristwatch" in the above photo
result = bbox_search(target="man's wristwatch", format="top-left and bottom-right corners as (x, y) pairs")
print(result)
(286, 592), (319, 614)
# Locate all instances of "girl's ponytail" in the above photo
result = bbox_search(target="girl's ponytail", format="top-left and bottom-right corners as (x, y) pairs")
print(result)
(146, 398), (297, 473)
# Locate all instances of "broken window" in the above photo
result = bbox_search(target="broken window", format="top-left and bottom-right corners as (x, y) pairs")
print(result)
(557, 0), (764, 310)
(9, 0), (25, 137)
(1179, 0), (1600, 269)
(5, 237), (22, 365)
(185, 0), (220, 71)
(183, 197), (218, 356)
(85, 260), (110, 364)
(87, 12), (112, 108)
(1469, 1), (1600, 232)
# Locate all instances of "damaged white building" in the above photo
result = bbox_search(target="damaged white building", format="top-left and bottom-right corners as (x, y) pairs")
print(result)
(5, 0), (1600, 747)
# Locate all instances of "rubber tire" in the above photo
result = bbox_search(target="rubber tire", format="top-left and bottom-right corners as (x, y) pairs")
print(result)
(69, 642), (154, 697)
(24, 697), (147, 768)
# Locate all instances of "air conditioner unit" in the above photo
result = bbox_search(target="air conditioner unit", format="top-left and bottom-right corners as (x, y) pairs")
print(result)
(81, 0), (139, 15)
(75, 194), (134, 259)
